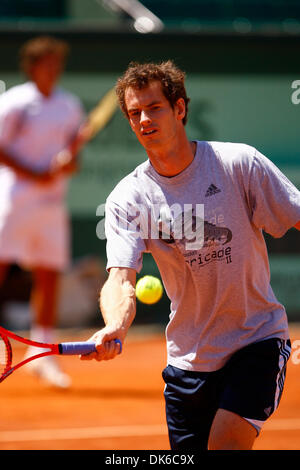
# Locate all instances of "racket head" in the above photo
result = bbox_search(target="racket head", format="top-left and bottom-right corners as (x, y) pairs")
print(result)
(0, 326), (58, 383)
(0, 331), (12, 382)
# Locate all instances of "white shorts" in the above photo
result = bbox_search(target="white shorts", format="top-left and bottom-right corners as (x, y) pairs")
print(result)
(0, 202), (70, 271)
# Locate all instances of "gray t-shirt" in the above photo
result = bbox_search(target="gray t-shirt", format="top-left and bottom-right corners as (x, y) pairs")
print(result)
(105, 141), (300, 371)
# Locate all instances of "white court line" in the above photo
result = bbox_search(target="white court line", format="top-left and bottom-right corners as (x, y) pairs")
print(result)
(1, 419), (300, 443)
(0, 424), (167, 443)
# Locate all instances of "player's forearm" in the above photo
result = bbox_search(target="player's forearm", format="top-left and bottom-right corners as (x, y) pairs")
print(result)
(99, 268), (137, 341)
(0, 147), (46, 181)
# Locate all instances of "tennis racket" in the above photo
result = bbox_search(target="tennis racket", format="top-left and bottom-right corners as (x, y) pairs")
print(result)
(73, 86), (118, 151)
(0, 326), (122, 383)
(57, 87), (118, 165)
(84, 87), (118, 140)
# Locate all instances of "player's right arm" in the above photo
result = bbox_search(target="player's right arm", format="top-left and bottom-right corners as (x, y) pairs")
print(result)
(0, 146), (50, 182)
(0, 95), (51, 182)
(0, 145), (72, 183)
(0, 133), (84, 183)
(0, 96), (85, 183)
(81, 267), (137, 361)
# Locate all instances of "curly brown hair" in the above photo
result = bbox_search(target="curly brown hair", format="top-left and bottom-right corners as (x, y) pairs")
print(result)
(19, 36), (69, 77)
(115, 60), (190, 125)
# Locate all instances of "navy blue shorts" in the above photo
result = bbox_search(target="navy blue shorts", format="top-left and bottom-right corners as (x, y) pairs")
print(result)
(162, 338), (291, 450)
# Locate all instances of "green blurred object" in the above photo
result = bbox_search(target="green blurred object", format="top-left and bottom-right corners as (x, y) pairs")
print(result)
(269, 255), (300, 320)
(141, 0), (300, 32)
(1, 0), (300, 34)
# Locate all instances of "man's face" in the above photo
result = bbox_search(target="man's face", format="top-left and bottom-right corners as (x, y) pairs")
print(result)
(30, 53), (64, 94)
(125, 80), (185, 151)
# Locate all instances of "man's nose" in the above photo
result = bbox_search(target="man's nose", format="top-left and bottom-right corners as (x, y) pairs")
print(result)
(140, 110), (151, 125)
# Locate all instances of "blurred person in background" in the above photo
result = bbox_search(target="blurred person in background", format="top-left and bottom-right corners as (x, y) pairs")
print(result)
(0, 36), (85, 388)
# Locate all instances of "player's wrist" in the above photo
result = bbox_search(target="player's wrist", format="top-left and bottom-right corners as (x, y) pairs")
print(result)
(56, 149), (73, 166)
(102, 323), (128, 344)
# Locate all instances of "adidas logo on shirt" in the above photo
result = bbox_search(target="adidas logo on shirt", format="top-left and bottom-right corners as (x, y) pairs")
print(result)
(205, 184), (221, 197)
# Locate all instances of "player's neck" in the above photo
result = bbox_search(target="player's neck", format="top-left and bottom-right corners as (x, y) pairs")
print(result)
(33, 80), (55, 98)
(147, 137), (196, 177)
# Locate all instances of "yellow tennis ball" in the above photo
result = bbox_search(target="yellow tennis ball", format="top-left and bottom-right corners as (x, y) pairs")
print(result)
(136, 275), (163, 304)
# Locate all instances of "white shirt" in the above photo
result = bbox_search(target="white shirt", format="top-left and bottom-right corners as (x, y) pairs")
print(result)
(0, 81), (84, 214)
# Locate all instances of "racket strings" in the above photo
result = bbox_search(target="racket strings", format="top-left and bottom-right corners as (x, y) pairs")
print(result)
(0, 335), (11, 374)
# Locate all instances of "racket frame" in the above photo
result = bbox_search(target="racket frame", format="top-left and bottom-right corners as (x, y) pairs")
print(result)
(0, 326), (59, 382)
(0, 326), (121, 383)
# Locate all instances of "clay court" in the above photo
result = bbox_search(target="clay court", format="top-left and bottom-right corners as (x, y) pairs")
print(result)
(1, 323), (300, 451)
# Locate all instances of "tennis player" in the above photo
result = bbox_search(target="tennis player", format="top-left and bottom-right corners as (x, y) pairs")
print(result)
(82, 61), (300, 449)
(0, 36), (85, 388)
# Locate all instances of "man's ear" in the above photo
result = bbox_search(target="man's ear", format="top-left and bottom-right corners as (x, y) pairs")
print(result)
(175, 98), (186, 122)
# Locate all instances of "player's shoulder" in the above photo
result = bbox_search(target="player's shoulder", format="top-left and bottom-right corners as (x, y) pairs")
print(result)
(208, 141), (256, 158)
(107, 160), (150, 204)
(206, 140), (257, 169)
(0, 82), (35, 108)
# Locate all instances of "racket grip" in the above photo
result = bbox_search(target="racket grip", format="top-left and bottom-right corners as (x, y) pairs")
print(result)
(59, 339), (122, 356)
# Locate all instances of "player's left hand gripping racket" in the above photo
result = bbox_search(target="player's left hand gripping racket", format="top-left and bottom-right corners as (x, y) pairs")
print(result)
(0, 326), (122, 383)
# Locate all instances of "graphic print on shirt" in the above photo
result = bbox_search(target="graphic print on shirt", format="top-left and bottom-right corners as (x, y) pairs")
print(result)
(157, 205), (233, 269)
